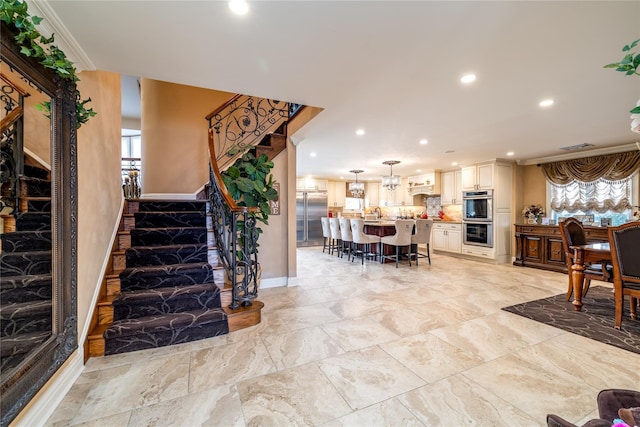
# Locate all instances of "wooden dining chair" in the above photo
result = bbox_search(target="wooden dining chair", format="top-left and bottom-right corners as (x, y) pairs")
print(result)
(559, 217), (612, 301)
(607, 221), (640, 330)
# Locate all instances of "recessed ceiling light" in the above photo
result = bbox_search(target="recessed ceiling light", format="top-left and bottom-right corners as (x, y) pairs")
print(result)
(539, 99), (554, 107)
(460, 74), (476, 84)
(356, 129), (365, 136)
(419, 139), (428, 145)
(451, 162), (458, 166)
(416, 169), (421, 172)
(506, 151), (514, 156)
(229, 0), (249, 15)
(339, 176), (344, 180)
(310, 152), (316, 157)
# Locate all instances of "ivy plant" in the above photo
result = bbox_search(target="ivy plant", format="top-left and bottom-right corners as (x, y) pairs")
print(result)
(0, 0), (96, 127)
(604, 38), (640, 114)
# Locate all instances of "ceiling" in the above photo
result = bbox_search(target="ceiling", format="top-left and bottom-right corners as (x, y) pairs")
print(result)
(34, 1), (640, 181)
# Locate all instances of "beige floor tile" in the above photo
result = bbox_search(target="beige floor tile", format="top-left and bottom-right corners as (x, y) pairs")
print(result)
(321, 398), (425, 427)
(398, 374), (539, 426)
(379, 333), (485, 383)
(317, 346), (425, 410)
(238, 363), (351, 426)
(128, 384), (244, 427)
(320, 316), (400, 351)
(262, 326), (345, 369)
(189, 339), (277, 393)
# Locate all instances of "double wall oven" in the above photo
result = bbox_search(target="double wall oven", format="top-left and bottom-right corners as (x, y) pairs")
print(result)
(462, 190), (493, 247)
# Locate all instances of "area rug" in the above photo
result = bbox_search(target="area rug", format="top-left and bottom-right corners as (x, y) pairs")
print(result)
(502, 286), (640, 355)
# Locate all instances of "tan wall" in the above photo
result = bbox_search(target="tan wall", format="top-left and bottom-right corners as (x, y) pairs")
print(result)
(76, 70), (123, 338)
(140, 79), (234, 194)
(519, 164), (547, 213)
(259, 150), (289, 279)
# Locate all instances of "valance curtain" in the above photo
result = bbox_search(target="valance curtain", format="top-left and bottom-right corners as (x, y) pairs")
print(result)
(549, 179), (633, 213)
(540, 150), (640, 185)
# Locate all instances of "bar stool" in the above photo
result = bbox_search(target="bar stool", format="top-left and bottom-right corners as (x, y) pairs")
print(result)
(411, 219), (433, 265)
(329, 217), (342, 256)
(381, 220), (414, 268)
(350, 218), (381, 264)
(339, 217), (353, 259)
(320, 217), (332, 253)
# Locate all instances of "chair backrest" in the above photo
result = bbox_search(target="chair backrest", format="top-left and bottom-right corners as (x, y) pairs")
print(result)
(320, 217), (331, 238)
(329, 217), (341, 239)
(608, 221), (640, 281)
(385, 220), (414, 246)
(339, 217), (352, 242)
(559, 217), (587, 264)
(412, 219), (433, 244)
(350, 218), (366, 244)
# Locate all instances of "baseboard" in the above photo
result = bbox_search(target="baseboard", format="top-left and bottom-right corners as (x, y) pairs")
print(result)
(12, 350), (83, 426)
(286, 276), (300, 287)
(260, 276), (288, 289)
(139, 193), (197, 200)
(78, 198), (124, 347)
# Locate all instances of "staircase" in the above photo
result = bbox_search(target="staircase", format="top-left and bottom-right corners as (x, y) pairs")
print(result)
(0, 163), (52, 375)
(89, 200), (232, 356)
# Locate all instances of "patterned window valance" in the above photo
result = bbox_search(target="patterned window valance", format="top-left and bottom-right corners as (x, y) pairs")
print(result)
(540, 150), (640, 185)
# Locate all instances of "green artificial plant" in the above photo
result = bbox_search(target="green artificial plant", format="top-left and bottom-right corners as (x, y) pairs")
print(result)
(604, 38), (640, 114)
(0, 0), (96, 127)
(221, 151), (278, 252)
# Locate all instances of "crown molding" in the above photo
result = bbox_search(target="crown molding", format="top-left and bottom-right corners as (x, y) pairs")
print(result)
(27, 0), (95, 71)
(518, 143), (639, 166)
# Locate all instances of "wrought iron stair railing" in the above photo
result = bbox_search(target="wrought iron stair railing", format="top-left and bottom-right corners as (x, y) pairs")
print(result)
(1, 73), (29, 214)
(206, 95), (294, 309)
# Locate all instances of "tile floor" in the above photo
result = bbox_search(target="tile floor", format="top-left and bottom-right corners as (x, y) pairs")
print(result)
(46, 247), (640, 426)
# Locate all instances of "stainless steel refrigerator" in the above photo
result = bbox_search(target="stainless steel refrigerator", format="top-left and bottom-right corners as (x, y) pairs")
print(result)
(296, 191), (327, 247)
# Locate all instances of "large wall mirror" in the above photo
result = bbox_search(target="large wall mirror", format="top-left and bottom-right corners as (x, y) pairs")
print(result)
(1, 22), (77, 425)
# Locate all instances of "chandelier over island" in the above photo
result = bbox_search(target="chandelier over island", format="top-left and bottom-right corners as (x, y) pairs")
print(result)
(348, 169), (365, 198)
(382, 160), (401, 191)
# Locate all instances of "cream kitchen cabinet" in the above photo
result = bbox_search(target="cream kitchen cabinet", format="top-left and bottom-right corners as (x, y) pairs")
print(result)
(327, 181), (346, 207)
(365, 182), (380, 207)
(441, 170), (462, 205)
(432, 222), (462, 253)
(296, 178), (328, 191)
(461, 163), (493, 190)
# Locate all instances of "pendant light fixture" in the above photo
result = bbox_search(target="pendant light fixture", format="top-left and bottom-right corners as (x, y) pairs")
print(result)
(348, 169), (365, 198)
(382, 160), (401, 191)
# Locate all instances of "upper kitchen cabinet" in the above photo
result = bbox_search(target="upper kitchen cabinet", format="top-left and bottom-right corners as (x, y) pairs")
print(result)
(296, 178), (328, 191)
(461, 163), (493, 190)
(441, 169), (462, 205)
(327, 181), (346, 207)
(364, 182), (379, 207)
(407, 172), (440, 196)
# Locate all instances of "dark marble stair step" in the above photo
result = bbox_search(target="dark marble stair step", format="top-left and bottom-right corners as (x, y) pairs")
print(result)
(137, 200), (207, 213)
(1, 230), (52, 252)
(125, 243), (208, 267)
(134, 211), (206, 228)
(26, 198), (51, 213)
(0, 300), (52, 338)
(119, 262), (215, 292)
(0, 250), (52, 277)
(0, 330), (51, 374)
(23, 164), (50, 180)
(0, 274), (52, 303)
(112, 283), (222, 321)
(15, 212), (51, 231)
(20, 176), (51, 197)
(130, 227), (207, 247)
(104, 307), (228, 355)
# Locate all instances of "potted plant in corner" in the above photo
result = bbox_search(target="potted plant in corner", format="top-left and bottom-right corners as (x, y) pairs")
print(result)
(219, 150), (279, 289)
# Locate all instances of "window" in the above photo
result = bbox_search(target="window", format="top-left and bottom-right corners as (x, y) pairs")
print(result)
(549, 176), (635, 225)
(121, 132), (141, 184)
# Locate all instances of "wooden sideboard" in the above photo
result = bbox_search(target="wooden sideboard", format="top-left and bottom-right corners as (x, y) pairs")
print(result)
(513, 223), (609, 273)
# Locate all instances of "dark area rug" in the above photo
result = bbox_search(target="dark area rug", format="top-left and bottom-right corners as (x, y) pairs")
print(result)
(502, 286), (639, 355)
